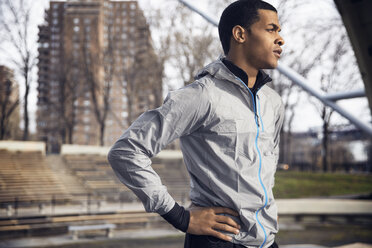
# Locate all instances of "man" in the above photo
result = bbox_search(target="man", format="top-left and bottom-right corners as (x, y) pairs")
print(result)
(108, 0), (285, 247)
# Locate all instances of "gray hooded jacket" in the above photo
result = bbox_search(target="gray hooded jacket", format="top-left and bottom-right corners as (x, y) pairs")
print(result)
(108, 58), (284, 248)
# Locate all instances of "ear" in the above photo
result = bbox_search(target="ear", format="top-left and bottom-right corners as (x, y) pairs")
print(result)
(231, 25), (246, 44)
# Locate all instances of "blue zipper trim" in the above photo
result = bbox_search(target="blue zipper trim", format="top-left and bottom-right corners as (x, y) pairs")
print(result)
(235, 77), (268, 248)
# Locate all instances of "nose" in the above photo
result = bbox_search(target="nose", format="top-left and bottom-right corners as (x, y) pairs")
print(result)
(276, 34), (285, 46)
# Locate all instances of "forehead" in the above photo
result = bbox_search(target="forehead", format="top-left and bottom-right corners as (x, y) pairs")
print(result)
(254, 9), (280, 28)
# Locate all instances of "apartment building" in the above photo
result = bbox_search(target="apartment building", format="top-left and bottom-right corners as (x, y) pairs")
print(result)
(37, 0), (162, 152)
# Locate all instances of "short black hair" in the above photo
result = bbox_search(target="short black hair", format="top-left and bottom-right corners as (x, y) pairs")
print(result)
(218, 0), (277, 55)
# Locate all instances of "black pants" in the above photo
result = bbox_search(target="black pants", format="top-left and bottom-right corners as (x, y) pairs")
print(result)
(184, 233), (279, 248)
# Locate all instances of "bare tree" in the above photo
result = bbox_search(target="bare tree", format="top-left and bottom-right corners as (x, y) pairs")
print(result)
(144, 2), (220, 90)
(143, 3), (180, 92)
(121, 55), (141, 125)
(119, 33), (163, 125)
(0, 78), (19, 139)
(80, 17), (111, 146)
(269, 0), (361, 172)
(56, 55), (80, 144)
(0, 0), (36, 140)
(171, 5), (220, 86)
(329, 136), (354, 172)
(308, 30), (359, 172)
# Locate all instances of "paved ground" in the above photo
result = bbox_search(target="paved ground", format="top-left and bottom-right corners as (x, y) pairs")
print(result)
(1, 229), (371, 248)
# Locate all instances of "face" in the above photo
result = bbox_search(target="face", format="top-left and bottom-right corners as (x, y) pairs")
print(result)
(241, 9), (284, 69)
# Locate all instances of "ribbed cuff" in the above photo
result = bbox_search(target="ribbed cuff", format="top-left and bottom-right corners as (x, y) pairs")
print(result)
(160, 202), (190, 232)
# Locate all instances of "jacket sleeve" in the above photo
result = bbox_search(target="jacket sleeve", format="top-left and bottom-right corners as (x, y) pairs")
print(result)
(271, 99), (285, 188)
(107, 82), (210, 215)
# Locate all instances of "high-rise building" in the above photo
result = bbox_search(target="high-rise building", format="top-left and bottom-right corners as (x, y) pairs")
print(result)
(37, 0), (162, 152)
(0, 65), (20, 140)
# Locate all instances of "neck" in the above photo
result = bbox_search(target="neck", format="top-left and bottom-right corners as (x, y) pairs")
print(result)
(226, 54), (258, 88)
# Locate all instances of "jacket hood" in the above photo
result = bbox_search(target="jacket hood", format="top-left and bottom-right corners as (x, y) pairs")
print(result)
(195, 57), (272, 92)
(195, 57), (238, 84)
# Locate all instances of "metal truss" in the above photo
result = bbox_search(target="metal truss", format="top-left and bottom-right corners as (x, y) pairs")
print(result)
(178, 0), (372, 137)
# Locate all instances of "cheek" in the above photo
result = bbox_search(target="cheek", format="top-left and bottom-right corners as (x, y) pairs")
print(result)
(250, 37), (272, 56)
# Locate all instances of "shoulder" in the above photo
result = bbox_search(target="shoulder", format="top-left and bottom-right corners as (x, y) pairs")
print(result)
(161, 78), (214, 117)
(166, 76), (216, 102)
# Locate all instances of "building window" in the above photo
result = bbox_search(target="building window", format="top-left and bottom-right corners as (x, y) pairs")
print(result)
(51, 27), (59, 33)
(85, 34), (90, 42)
(73, 17), (79, 25)
(73, 43), (80, 50)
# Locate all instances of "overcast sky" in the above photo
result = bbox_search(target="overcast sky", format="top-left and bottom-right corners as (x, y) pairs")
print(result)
(0, 0), (370, 134)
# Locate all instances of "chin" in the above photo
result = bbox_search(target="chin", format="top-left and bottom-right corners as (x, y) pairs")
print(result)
(263, 62), (277, 69)
(269, 59), (279, 68)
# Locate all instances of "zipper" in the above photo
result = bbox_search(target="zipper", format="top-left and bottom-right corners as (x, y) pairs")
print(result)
(235, 77), (268, 248)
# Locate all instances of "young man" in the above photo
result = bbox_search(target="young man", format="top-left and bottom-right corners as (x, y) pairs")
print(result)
(108, 0), (285, 247)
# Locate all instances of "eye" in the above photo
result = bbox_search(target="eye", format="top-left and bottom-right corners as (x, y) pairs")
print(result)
(267, 29), (275, 32)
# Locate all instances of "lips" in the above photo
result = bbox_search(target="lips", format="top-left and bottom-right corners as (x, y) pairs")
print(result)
(273, 48), (282, 58)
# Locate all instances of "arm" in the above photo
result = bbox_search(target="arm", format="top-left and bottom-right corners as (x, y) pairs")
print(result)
(108, 82), (240, 239)
(107, 82), (209, 215)
(272, 99), (285, 188)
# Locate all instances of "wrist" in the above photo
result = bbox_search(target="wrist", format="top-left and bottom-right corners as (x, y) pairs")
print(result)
(161, 202), (190, 232)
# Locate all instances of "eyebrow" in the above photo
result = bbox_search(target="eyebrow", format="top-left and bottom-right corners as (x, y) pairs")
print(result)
(268, 23), (281, 32)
